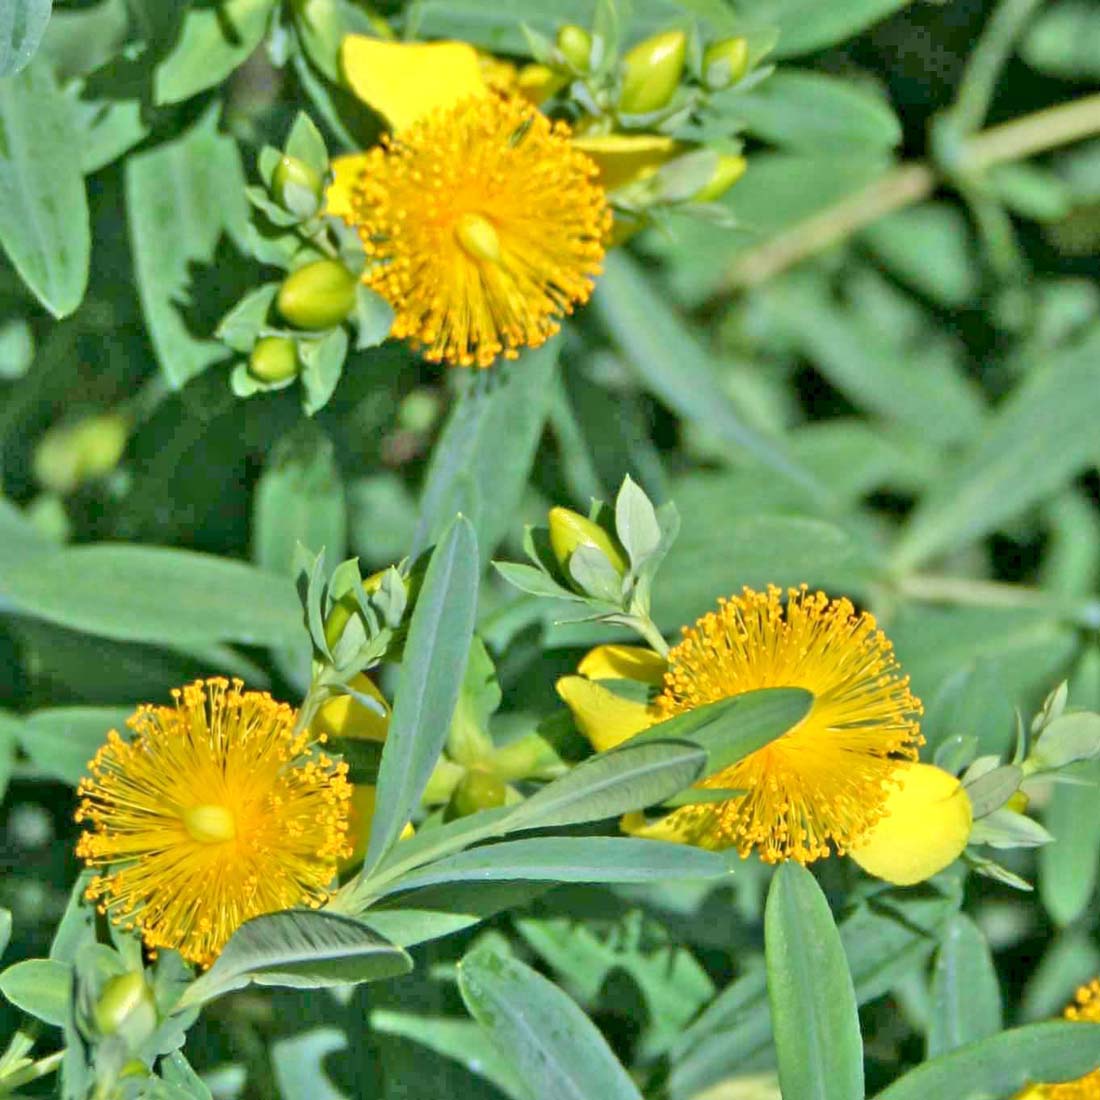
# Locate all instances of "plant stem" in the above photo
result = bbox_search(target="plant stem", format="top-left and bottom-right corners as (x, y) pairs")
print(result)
(632, 614), (670, 658)
(721, 92), (1100, 292)
(0, 1050), (62, 1094)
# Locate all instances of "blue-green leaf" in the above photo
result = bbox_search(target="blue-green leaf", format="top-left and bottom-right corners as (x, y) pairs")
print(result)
(765, 864), (863, 1100)
(458, 947), (644, 1100)
(927, 914), (1002, 1057)
(0, 0), (51, 76)
(0, 59), (89, 317)
(363, 516), (479, 872)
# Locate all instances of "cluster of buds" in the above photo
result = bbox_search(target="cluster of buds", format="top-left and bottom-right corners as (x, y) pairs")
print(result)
(215, 113), (393, 415)
(494, 476), (678, 656)
(518, 20), (763, 232)
(934, 680), (1100, 889)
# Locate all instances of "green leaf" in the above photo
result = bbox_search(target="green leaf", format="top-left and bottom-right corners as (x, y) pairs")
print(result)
(0, 958), (71, 1027)
(1041, 757), (1100, 926)
(0, 910), (10, 960)
(742, 0), (915, 57)
(458, 947), (644, 1100)
(253, 424), (346, 575)
(363, 517), (479, 872)
(300, 327), (349, 416)
(730, 70), (900, 151)
(0, 59), (89, 317)
(4, 544), (303, 647)
(0, 0), (51, 76)
(380, 837), (729, 896)
(875, 1021), (1100, 1100)
(628, 687), (812, 775)
(178, 910), (412, 1008)
(893, 334), (1100, 570)
(671, 882), (961, 1099)
(505, 741), (706, 832)
(413, 341), (558, 562)
(1022, 1), (1100, 80)
(595, 252), (822, 498)
(654, 503), (882, 630)
(15, 706), (131, 785)
(126, 107), (248, 387)
(927, 914), (1002, 1057)
(372, 1013), (526, 1100)
(155, 0), (274, 103)
(765, 864), (863, 1100)
(0, 496), (52, 576)
(861, 203), (979, 307)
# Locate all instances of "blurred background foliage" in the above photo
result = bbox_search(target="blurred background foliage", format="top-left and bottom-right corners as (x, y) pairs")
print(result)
(1, 0), (1100, 1096)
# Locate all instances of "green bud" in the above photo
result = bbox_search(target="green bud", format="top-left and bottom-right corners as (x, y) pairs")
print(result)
(33, 425), (82, 494)
(692, 153), (747, 203)
(93, 972), (157, 1044)
(517, 63), (569, 105)
(702, 36), (750, 89)
(557, 24), (593, 70)
(618, 29), (687, 115)
(248, 336), (300, 384)
(1005, 790), (1030, 814)
(548, 506), (628, 577)
(322, 570), (388, 654)
(276, 260), (358, 330)
(273, 154), (323, 218)
(448, 768), (507, 819)
(34, 413), (130, 494)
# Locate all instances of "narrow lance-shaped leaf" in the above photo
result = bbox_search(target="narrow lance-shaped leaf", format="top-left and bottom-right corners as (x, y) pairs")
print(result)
(458, 947), (644, 1100)
(875, 1022), (1100, 1100)
(0, 59), (90, 317)
(765, 863), (864, 1100)
(0, 0), (51, 76)
(178, 910), (412, 1008)
(361, 516), (479, 873)
(927, 913), (1002, 1057)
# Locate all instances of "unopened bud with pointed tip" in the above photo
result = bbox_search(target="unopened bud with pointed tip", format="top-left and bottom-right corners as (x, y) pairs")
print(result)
(448, 768), (507, 819)
(276, 259), (357, 330)
(248, 336), (299, 383)
(693, 154), (747, 202)
(702, 37), (750, 89)
(548, 506), (628, 578)
(619, 30), (687, 115)
(273, 154), (324, 218)
(93, 972), (157, 1044)
(557, 24), (593, 71)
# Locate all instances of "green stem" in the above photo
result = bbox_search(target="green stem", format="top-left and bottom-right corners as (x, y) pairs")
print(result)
(949, 0), (1045, 133)
(720, 92), (1100, 292)
(0, 1050), (62, 1094)
(632, 614), (670, 658)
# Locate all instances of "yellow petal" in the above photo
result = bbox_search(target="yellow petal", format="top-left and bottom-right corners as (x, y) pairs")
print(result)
(572, 132), (681, 193)
(850, 763), (972, 886)
(326, 153), (370, 220)
(577, 644), (667, 685)
(621, 808), (699, 845)
(340, 36), (487, 132)
(556, 675), (656, 752)
(312, 673), (390, 742)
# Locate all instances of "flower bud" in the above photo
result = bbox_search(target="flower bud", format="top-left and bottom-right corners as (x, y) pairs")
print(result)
(517, 63), (569, 105)
(692, 154), (747, 203)
(93, 972), (157, 1044)
(548, 506), (628, 577)
(34, 413), (129, 495)
(557, 24), (593, 70)
(702, 36), (749, 89)
(448, 768), (507, 819)
(276, 259), (357, 330)
(273, 154), (324, 218)
(1006, 790), (1030, 814)
(618, 30), (687, 115)
(322, 570), (387, 655)
(248, 336), (300, 383)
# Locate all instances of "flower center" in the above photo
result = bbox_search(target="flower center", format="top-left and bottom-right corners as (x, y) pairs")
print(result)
(183, 803), (237, 845)
(454, 212), (501, 264)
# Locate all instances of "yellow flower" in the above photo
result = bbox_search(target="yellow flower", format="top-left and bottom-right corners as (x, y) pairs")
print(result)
(75, 678), (352, 968)
(559, 586), (928, 865)
(330, 36), (610, 368)
(848, 761), (971, 885)
(1017, 980), (1100, 1099)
